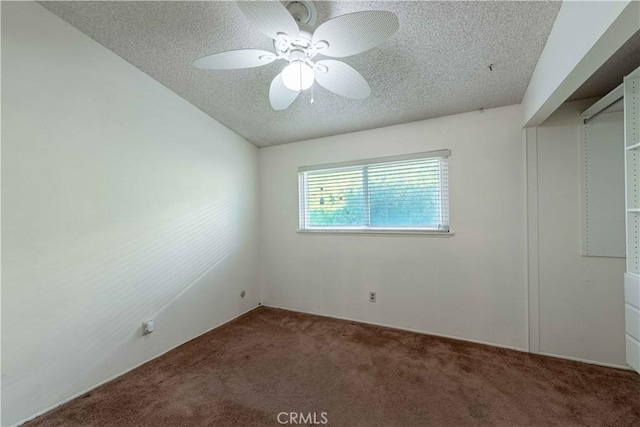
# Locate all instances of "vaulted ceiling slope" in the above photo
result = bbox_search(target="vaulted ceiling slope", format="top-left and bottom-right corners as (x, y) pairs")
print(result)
(40, 1), (561, 146)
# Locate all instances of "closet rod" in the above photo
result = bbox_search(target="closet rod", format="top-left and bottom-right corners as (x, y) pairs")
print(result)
(581, 83), (623, 124)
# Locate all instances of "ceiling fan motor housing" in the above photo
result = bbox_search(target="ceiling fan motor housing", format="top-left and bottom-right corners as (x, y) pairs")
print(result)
(274, 23), (321, 65)
(283, 1), (317, 26)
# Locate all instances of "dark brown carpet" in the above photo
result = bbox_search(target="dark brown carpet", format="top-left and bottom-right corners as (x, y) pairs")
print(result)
(27, 307), (640, 426)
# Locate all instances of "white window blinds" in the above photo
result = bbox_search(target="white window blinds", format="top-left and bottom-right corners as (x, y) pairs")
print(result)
(298, 150), (450, 232)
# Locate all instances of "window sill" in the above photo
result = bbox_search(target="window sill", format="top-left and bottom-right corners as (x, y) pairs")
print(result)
(297, 229), (455, 237)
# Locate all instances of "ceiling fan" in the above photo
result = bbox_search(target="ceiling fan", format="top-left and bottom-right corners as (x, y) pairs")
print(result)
(193, 1), (399, 110)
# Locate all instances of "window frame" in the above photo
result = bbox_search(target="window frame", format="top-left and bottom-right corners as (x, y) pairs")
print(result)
(298, 150), (453, 236)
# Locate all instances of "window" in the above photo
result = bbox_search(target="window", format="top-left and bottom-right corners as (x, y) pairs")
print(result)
(298, 150), (450, 233)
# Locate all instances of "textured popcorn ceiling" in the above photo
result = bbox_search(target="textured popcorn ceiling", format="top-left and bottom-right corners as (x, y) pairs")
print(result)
(40, 1), (561, 146)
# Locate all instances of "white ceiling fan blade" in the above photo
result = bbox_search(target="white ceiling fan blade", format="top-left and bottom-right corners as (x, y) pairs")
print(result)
(314, 60), (371, 100)
(193, 49), (276, 70)
(237, 1), (299, 41)
(312, 11), (399, 58)
(270, 73), (299, 110)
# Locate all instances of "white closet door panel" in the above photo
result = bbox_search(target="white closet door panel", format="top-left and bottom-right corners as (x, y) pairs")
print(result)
(626, 335), (640, 372)
(625, 273), (640, 309)
(626, 305), (640, 341)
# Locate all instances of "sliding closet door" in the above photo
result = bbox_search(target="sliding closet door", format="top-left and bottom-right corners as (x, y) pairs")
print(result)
(624, 68), (640, 374)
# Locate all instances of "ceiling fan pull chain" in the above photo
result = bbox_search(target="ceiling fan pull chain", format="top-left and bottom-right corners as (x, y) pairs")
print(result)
(310, 83), (315, 105)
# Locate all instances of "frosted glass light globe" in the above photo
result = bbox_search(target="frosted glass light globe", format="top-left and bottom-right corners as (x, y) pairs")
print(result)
(282, 61), (314, 91)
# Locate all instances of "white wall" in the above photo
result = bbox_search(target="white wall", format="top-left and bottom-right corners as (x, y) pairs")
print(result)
(1, 3), (259, 425)
(259, 105), (528, 350)
(530, 100), (627, 367)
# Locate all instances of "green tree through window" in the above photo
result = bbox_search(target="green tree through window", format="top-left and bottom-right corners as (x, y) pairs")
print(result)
(300, 152), (449, 231)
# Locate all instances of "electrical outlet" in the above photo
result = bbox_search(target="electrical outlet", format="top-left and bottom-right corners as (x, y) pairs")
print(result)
(143, 320), (154, 335)
(369, 291), (376, 303)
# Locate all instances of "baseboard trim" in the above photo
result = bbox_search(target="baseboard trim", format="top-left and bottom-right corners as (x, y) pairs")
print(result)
(262, 304), (528, 353)
(15, 304), (261, 427)
(538, 351), (631, 371)
(16, 304), (631, 426)
(264, 304), (633, 372)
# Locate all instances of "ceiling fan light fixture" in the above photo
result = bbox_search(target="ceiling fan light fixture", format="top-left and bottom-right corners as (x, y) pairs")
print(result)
(194, 2), (399, 110)
(282, 61), (314, 91)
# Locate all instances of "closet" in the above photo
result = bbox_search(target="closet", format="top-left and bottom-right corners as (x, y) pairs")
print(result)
(624, 68), (639, 374)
